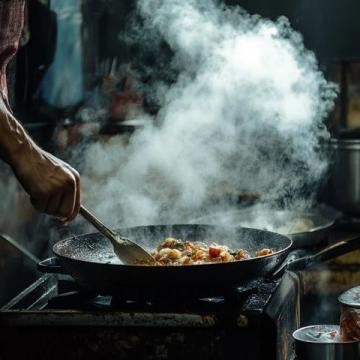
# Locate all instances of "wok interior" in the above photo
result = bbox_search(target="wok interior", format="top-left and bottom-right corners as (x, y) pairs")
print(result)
(54, 224), (291, 265)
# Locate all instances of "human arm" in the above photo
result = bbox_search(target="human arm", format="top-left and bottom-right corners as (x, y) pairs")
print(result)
(0, 98), (80, 221)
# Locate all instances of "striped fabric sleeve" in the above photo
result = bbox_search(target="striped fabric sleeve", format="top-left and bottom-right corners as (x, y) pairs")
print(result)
(0, 0), (25, 104)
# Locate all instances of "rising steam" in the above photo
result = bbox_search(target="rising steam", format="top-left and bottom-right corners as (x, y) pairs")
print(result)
(80, 0), (337, 227)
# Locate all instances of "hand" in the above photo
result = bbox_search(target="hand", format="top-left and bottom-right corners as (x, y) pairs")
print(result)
(11, 145), (80, 222)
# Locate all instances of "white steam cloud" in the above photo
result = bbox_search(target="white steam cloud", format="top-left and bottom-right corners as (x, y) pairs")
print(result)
(79, 0), (337, 228)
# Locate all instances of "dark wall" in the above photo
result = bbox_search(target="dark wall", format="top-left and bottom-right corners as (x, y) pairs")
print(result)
(226, 0), (360, 65)
(81, 0), (360, 70)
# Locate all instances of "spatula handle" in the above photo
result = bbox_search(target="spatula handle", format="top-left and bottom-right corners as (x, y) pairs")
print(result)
(79, 205), (117, 244)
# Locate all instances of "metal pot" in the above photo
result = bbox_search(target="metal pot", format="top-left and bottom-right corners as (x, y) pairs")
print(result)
(329, 135), (360, 215)
(293, 325), (360, 360)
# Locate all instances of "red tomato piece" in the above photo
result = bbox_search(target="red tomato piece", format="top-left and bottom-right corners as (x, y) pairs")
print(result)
(209, 246), (221, 258)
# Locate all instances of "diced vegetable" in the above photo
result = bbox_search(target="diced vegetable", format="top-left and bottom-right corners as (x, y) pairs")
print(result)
(209, 246), (221, 258)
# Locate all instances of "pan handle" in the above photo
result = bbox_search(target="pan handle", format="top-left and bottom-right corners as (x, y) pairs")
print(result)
(273, 236), (360, 277)
(38, 257), (68, 274)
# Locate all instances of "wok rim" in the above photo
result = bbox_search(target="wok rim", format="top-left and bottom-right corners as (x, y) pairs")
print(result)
(53, 224), (293, 269)
(285, 212), (335, 235)
(193, 208), (338, 236)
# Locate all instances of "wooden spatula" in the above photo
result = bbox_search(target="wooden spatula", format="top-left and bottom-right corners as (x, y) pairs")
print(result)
(79, 205), (156, 265)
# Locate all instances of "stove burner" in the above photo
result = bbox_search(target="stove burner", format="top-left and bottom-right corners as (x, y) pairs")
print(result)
(44, 277), (279, 314)
(0, 270), (300, 360)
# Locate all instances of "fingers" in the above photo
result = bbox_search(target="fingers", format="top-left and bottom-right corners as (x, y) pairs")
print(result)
(25, 149), (81, 222)
(57, 172), (77, 221)
(45, 192), (64, 216)
(31, 170), (79, 221)
(74, 170), (81, 217)
(67, 169), (81, 222)
(30, 196), (49, 213)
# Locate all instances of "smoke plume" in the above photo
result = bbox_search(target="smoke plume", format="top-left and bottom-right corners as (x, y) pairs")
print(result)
(79, 0), (337, 228)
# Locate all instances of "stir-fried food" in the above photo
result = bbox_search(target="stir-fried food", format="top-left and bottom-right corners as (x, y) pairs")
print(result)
(151, 237), (273, 265)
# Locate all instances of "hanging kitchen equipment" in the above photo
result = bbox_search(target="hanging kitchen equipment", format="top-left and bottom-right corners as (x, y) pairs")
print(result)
(328, 129), (360, 216)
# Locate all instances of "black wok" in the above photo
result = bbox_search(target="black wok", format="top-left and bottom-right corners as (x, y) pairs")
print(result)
(39, 224), (360, 299)
(39, 224), (292, 298)
(193, 205), (340, 248)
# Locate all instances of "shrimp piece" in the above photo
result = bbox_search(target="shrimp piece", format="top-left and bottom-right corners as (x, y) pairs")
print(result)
(256, 248), (273, 257)
(156, 237), (177, 251)
(184, 241), (196, 251)
(220, 251), (234, 262)
(179, 256), (191, 265)
(235, 249), (249, 260)
(158, 248), (172, 256)
(167, 249), (182, 260)
(192, 250), (207, 261)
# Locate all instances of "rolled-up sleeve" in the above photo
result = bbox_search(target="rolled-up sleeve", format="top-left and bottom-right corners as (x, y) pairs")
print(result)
(0, 0), (25, 103)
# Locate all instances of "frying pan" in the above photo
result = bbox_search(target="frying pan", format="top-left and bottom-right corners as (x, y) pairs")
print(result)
(192, 206), (340, 248)
(39, 224), (360, 299)
(39, 224), (291, 298)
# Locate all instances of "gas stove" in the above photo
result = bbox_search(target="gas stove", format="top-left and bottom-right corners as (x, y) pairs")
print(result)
(0, 250), (300, 360)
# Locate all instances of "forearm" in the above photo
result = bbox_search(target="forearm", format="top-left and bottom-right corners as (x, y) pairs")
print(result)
(0, 98), (37, 167)
(0, 97), (80, 220)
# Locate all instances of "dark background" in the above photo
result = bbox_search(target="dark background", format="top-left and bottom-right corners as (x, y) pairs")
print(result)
(229, 0), (360, 65)
(15, 0), (360, 116)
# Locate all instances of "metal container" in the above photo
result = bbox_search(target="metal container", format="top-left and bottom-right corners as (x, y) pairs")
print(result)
(329, 135), (360, 215)
(293, 325), (360, 360)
